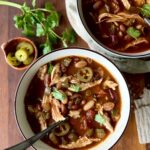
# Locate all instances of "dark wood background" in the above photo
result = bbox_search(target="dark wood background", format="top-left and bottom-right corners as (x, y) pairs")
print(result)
(0, 0), (149, 150)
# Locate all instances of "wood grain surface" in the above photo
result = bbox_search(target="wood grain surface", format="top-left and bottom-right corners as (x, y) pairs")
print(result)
(0, 0), (149, 150)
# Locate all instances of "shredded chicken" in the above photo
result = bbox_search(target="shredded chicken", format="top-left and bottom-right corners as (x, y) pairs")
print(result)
(37, 65), (47, 80)
(119, 37), (149, 51)
(79, 79), (103, 91)
(59, 136), (100, 149)
(42, 94), (52, 112)
(28, 105), (47, 131)
(70, 77), (80, 84)
(146, 0), (150, 4)
(51, 63), (61, 83)
(50, 63), (73, 86)
(103, 80), (118, 90)
(51, 76), (72, 86)
(38, 114), (47, 130)
(121, 0), (131, 10)
(69, 110), (81, 119)
(102, 114), (114, 133)
(134, 0), (145, 6)
(96, 104), (114, 133)
(98, 12), (144, 24)
(51, 99), (65, 122)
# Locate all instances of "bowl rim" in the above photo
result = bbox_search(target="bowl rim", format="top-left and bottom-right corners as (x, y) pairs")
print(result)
(14, 47), (131, 150)
(77, 0), (150, 59)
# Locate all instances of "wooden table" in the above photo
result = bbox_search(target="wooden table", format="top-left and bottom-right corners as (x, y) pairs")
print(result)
(0, 0), (149, 150)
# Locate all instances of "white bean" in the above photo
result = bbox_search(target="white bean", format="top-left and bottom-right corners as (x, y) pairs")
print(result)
(83, 100), (95, 111)
(75, 60), (87, 68)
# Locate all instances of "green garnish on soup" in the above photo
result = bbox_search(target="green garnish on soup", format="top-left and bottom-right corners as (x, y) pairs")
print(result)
(127, 27), (141, 39)
(68, 84), (81, 92)
(95, 114), (106, 125)
(52, 88), (66, 101)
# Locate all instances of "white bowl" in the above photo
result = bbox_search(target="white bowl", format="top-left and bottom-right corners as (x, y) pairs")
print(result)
(15, 48), (130, 150)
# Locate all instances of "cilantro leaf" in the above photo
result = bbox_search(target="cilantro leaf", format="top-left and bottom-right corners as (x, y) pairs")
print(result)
(52, 88), (67, 101)
(36, 23), (45, 37)
(22, 2), (30, 13)
(95, 114), (106, 125)
(47, 11), (60, 29)
(62, 28), (76, 47)
(41, 42), (52, 55)
(13, 16), (24, 29)
(24, 13), (35, 25)
(34, 11), (45, 22)
(68, 84), (81, 92)
(127, 27), (141, 39)
(22, 24), (35, 36)
(140, 4), (150, 17)
(45, 2), (55, 11)
(48, 32), (58, 44)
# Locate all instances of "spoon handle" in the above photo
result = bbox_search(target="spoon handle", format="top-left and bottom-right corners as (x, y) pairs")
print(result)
(5, 119), (67, 150)
(144, 18), (150, 26)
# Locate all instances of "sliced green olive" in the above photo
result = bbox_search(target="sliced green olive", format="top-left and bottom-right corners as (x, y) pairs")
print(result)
(17, 42), (34, 55)
(7, 52), (21, 66)
(54, 123), (70, 136)
(23, 56), (34, 65)
(77, 67), (93, 82)
(15, 49), (28, 62)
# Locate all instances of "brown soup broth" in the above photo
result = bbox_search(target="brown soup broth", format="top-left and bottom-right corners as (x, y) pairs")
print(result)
(25, 56), (121, 149)
(81, 0), (150, 53)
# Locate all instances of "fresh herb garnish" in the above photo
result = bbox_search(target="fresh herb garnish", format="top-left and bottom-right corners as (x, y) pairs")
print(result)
(140, 4), (150, 17)
(0, 0), (76, 54)
(52, 88), (66, 101)
(127, 27), (141, 39)
(69, 84), (81, 92)
(62, 28), (76, 47)
(95, 114), (106, 125)
(48, 63), (53, 74)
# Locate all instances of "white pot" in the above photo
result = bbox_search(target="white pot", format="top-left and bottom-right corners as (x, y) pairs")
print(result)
(15, 48), (130, 150)
(65, 0), (150, 73)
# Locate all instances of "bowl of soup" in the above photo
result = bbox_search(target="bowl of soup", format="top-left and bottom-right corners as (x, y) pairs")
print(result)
(15, 48), (130, 150)
(77, 0), (150, 58)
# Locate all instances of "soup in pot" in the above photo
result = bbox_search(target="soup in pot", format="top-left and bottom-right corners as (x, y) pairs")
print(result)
(25, 56), (121, 149)
(82, 0), (150, 53)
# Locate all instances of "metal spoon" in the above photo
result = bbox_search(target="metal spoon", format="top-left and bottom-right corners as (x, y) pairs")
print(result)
(144, 18), (150, 26)
(5, 118), (68, 150)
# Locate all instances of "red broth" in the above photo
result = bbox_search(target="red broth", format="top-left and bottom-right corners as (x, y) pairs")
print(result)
(25, 56), (121, 149)
(81, 0), (150, 53)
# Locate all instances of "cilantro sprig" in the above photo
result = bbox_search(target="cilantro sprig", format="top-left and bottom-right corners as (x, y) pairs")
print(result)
(0, 0), (76, 54)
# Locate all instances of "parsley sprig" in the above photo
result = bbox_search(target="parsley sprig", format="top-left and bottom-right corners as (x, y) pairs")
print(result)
(0, 0), (76, 54)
